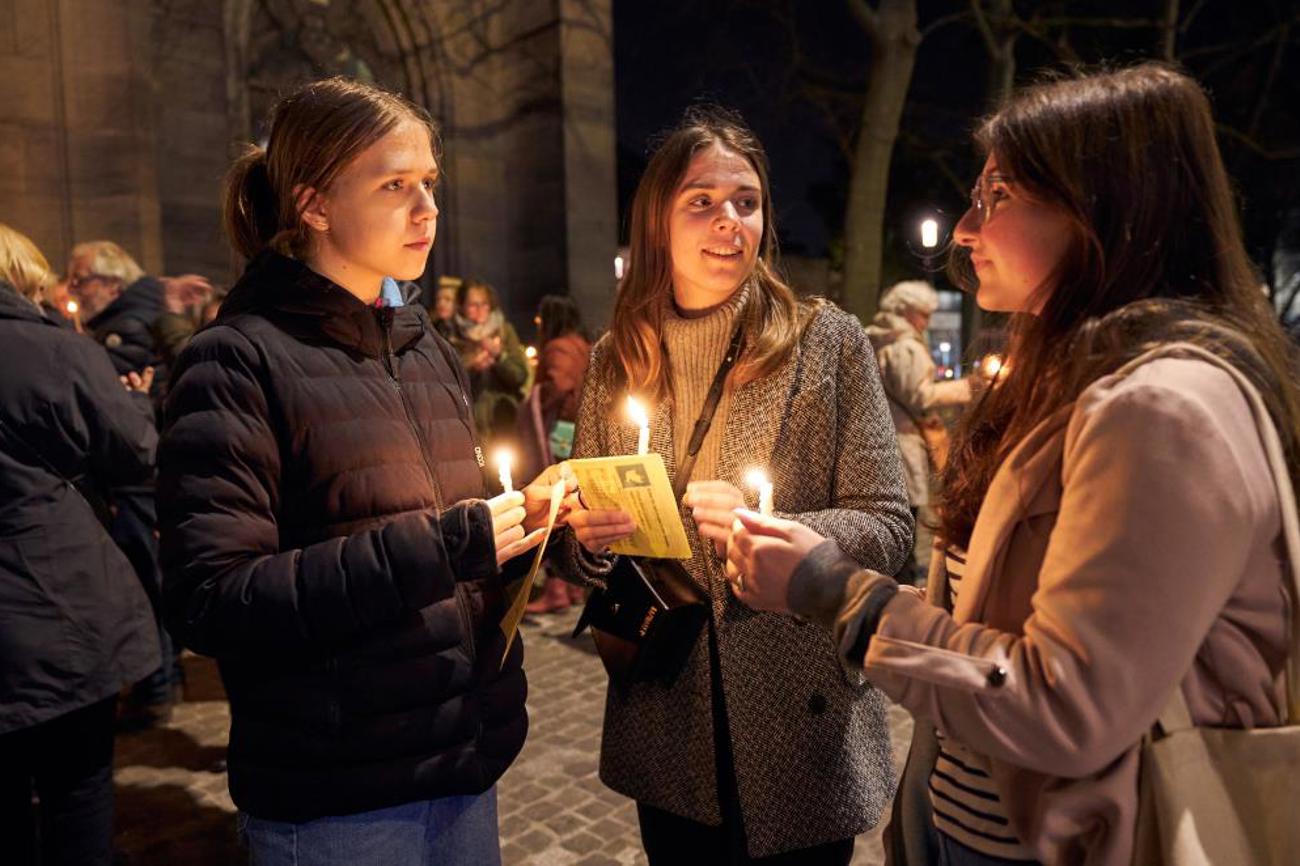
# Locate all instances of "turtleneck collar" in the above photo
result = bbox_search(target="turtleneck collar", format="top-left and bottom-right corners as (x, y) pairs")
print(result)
(218, 250), (426, 359)
(663, 282), (750, 332)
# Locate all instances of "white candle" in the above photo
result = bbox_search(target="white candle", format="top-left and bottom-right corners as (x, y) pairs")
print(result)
(920, 218), (939, 249)
(626, 396), (650, 456)
(495, 449), (513, 493)
(746, 469), (774, 517)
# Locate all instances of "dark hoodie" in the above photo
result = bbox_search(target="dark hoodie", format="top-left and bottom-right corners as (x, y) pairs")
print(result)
(86, 275), (167, 376)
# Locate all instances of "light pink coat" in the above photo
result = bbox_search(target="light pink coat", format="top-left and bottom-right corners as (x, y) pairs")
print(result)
(866, 357), (1289, 865)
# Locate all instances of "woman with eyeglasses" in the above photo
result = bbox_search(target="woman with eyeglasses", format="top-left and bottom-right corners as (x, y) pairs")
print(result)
(725, 63), (1300, 866)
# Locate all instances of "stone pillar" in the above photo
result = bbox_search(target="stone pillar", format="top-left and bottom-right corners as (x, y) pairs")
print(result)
(423, 0), (617, 334)
(0, 0), (163, 273)
(558, 0), (618, 331)
(150, 0), (234, 280)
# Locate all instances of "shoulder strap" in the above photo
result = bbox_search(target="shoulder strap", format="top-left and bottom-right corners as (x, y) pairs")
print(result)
(671, 326), (745, 500)
(1118, 343), (1300, 729)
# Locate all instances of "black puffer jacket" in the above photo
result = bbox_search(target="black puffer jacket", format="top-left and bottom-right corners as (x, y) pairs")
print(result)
(0, 282), (159, 734)
(86, 275), (166, 376)
(158, 252), (527, 821)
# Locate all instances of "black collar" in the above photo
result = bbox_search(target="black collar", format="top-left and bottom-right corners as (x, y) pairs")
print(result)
(218, 251), (426, 359)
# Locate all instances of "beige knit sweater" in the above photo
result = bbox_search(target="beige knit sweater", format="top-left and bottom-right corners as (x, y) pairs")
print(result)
(660, 283), (750, 486)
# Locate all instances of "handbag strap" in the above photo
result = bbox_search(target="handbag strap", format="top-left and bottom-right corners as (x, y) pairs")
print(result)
(670, 325), (745, 501)
(1112, 343), (1300, 731)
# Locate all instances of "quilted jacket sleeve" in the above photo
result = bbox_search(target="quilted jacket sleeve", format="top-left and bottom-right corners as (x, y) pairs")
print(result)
(158, 325), (495, 659)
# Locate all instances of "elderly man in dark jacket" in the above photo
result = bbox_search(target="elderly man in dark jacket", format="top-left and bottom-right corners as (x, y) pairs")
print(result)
(66, 241), (214, 726)
(0, 278), (159, 866)
(158, 251), (529, 830)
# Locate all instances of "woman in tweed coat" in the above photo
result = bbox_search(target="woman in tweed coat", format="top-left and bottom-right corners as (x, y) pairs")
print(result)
(563, 107), (913, 864)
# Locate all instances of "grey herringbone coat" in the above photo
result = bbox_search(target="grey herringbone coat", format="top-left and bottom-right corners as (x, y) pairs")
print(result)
(564, 303), (913, 857)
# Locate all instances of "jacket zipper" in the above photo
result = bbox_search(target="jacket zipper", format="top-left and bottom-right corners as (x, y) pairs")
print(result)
(378, 308), (444, 513)
(380, 310), (477, 667)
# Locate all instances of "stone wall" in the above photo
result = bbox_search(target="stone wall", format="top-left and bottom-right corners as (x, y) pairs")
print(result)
(0, 0), (163, 274)
(0, 0), (617, 328)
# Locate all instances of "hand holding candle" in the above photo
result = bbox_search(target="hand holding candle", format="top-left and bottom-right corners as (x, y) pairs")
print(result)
(686, 479), (749, 558)
(626, 396), (650, 456)
(495, 448), (514, 493)
(745, 469), (774, 517)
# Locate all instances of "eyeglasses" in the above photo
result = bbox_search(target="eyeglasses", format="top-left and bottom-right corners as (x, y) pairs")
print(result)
(69, 274), (110, 290)
(968, 173), (1014, 222)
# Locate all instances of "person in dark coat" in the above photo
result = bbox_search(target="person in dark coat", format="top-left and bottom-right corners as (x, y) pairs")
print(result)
(0, 224), (160, 866)
(67, 242), (214, 384)
(65, 241), (198, 726)
(159, 77), (566, 866)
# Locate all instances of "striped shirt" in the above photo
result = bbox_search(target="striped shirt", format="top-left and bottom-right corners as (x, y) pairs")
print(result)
(929, 548), (1037, 861)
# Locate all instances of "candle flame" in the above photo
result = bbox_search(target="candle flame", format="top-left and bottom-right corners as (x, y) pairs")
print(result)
(494, 448), (513, 472)
(65, 300), (79, 314)
(745, 469), (770, 490)
(626, 396), (649, 427)
(920, 218), (939, 249)
(982, 354), (1004, 378)
(524, 345), (537, 360)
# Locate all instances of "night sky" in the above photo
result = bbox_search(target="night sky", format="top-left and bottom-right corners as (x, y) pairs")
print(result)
(614, 0), (1300, 278)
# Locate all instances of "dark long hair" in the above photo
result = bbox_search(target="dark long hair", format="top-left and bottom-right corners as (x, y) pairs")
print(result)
(223, 77), (439, 261)
(537, 294), (588, 345)
(941, 62), (1300, 549)
(610, 105), (818, 402)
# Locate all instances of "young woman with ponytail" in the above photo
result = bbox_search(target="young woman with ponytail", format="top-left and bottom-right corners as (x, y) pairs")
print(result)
(158, 77), (570, 866)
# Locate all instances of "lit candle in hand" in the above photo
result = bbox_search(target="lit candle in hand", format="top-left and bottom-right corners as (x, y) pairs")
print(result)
(981, 353), (1005, 380)
(626, 396), (650, 456)
(746, 469), (774, 517)
(495, 448), (514, 493)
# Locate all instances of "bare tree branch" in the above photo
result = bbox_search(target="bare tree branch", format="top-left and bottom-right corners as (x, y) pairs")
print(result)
(968, 0), (999, 55)
(847, 0), (878, 37)
(921, 9), (972, 39)
(1159, 0), (1179, 60)
(1216, 123), (1300, 161)
(1245, 21), (1291, 143)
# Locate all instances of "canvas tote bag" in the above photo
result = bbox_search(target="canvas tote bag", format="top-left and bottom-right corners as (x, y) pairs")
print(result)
(1124, 343), (1300, 866)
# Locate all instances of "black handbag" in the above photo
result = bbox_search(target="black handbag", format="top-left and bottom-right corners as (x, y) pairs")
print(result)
(571, 327), (744, 689)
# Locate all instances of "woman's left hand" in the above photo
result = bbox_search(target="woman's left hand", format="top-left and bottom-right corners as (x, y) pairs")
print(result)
(726, 509), (826, 613)
(684, 480), (747, 557)
(520, 462), (578, 533)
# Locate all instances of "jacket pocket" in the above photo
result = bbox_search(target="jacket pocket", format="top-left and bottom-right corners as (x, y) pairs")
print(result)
(0, 528), (96, 688)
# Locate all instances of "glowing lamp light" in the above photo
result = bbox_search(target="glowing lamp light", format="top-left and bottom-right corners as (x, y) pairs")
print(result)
(626, 396), (650, 455)
(745, 469), (774, 517)
(920, 218), (940, 249)
(494, 448), (514, 494)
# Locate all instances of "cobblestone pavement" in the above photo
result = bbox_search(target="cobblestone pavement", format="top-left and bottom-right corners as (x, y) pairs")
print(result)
(113, 607), (912, 865)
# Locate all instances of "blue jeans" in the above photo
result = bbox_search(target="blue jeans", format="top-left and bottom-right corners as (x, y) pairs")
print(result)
(240, 789), (501, 866)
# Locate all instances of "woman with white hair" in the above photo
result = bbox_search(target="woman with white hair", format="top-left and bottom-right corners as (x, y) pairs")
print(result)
(865, 280), (975, 583)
